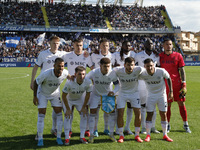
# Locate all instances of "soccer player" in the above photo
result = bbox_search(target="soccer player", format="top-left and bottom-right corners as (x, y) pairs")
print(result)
(33, 58), (69, 146)
(113, 57), (143, 143)
(134, 38), (160, 134)
(30, 35), (68, 138)
(113, 41), (136, 135)
(63, 38), (93, 137)
(140, 58), (173, 142)
(86, 58), (119, 143)
(90, 38), (115, 136)
(159, 38), (191, 133)
(62, 66), (93, 145)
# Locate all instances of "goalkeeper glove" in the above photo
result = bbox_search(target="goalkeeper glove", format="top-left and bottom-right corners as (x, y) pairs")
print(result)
(179, 83), (187, 98)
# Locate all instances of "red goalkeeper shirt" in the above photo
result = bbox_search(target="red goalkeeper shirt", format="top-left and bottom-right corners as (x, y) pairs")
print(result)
(159, 51), (185, 82)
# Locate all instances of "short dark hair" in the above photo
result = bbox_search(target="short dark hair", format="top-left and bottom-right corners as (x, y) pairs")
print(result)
(100, 57), (110, 65)
(73, 38), (83, 43)
(144, 58), (154, 64)
(75, 66), (86, 73)
(125, 57), (135, 64)
(100, 38), (109, 44)
(49, 35), (60, 41)
(163, 38), (172, 43)
(55, 57), (64, 64)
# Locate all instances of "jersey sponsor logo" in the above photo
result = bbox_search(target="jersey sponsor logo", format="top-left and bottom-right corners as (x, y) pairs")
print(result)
(49, 83), (61, 87)
(95, 80), (110, 85)
(70, 61), (86, 66)
(120, 78), (137, 82)
(161, 60), (175, 64)
(71, 91), (84, 94)
(147, 81), (161, 84)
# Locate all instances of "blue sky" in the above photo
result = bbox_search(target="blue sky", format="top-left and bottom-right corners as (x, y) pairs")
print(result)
(142, 0), (200, 32)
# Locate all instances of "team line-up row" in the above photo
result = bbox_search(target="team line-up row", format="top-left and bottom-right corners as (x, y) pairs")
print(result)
(30, 36), (191, 146)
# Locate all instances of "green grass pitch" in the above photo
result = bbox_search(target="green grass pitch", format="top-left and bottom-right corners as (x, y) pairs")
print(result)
(0, 66), (200, 150)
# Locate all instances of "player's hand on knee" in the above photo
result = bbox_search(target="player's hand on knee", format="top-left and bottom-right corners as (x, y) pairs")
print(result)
(80, 108), (87, 117)
(65, 109), (72, 119)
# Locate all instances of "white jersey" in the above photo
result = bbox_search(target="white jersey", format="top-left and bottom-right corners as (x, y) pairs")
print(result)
(63, 51), (93, 75)
(113, 66), (143, 94)
(114, 51), (136, 66)
(35, 49), (68, 73)
(86, 68), (118, 96)
(134, 50), (160, 67)
(36, 69), (69, 97)
(90, 51), (115, 69)
(62, 78), (92, 101)
(139, 67), (170, 96)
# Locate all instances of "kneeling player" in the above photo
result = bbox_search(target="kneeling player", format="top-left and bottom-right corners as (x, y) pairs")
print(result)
(140, 58), (173, 142)
(62, 66), (92, 145)
(33, 58), (69, 146)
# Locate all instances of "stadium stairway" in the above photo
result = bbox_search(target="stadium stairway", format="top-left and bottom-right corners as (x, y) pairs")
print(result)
(41, 7), (50, 28)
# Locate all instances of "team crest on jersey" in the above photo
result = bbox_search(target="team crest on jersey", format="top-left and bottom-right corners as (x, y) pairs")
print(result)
(95, 81), (99, 84)
(47, 60), (51, 64)
(101, 95), (116, 114)
(70, 61), (74, 65)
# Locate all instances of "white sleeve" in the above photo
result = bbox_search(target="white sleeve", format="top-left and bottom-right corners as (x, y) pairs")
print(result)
(35, 52), (43, 67)
(35, 71), (47, 85)
(163, 69), (170, 79)
(87, 56), (94, 68)
(86, 79), (93, 92)
(62, 81), (70, 93)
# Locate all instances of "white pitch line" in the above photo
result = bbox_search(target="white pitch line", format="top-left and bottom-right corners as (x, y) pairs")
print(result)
(0, 73), (30, 80)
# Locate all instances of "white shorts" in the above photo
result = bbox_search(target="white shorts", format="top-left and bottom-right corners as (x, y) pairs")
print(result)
(63, 99), (83, 113)
(116, 92), (141, 109)
(88, 92), (101, 109)
(37, 92), (62, 109)
(146, 95), (167, 112)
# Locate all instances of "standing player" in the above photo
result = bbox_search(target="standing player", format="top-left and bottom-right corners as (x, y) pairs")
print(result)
(159, 38), (191, 133)
(134, 38), (160, 134)
(86, 58), (119, 143)
(30, 35), (68, 138)
(90, 38), (115, 136)
(113, 41), (136, 135)
(62, 66), (93, 145)
(63, 38), (93, 137)
(33, 58), (69, 146)
(113, 57), (143, 143)
(140, 58), (173, 142)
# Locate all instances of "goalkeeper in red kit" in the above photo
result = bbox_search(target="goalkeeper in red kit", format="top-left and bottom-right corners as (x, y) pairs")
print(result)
(159, 38), (191, 133)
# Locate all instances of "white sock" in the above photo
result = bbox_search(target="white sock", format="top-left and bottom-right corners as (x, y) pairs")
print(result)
(52, 110), (57, 130)
(80, 114), (87, 138)
(89, 114), (96, 135)
(146, 121), (152, 135)
(64, 116), (71, 139)
(141, 106), (146, 129)
(104, 112), (109, 130)
(184, 121), (189, 126)
(118, 127), (124, 136)
(125, 108), (133, 130)
(86, 109), (90, 130)
(109, 113), (115, 134)
(135, 127), (140, 136)
(151, 108), (157, 128)
(70, 110), (74, 131)
(56, 112), (63, 138)
(37, 113), (45, 140)
(161, 121), (168, 136)
(94, 107), (100, 131)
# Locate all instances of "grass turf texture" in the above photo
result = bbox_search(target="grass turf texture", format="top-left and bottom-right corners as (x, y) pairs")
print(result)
(0, 66), (199, 150)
